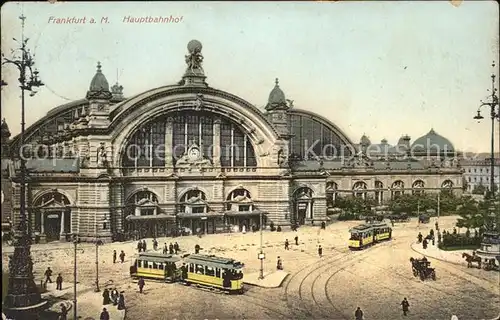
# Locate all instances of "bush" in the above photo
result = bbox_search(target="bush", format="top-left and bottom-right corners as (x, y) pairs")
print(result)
(337, 211), (360, 221)
(438, 233), (482, 249)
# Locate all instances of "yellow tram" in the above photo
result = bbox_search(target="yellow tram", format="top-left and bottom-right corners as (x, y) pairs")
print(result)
(183, 254), (244, 294)
(349, 222), (392, 250)
(129, 252), (245, 294)
(130, 252), (183, 282)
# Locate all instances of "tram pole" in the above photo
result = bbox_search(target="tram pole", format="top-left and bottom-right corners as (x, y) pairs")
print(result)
(73, 234), (78, 320)
(258, 211), (264, 280)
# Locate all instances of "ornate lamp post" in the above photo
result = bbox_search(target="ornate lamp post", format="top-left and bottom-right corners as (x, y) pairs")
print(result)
(473, 61), (499, 198)
(95, 215), (108, 292)
(1, 14), (46, 319)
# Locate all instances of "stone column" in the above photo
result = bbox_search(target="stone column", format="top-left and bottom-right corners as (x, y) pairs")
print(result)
(60, 211), (65, 236)
(213, 118), (221, 167)
(40, 210), (45, 234)
(165, 117), (173, 167)
(308, 201), (313, 219)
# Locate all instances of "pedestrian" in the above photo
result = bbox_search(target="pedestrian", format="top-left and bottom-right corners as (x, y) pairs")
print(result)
(142, 239), (147, 252)
(163, 243), (168, 254)
(318, 245), (323, 258)
(169, 243), (174, 255)
(284, 239), (289, 250)
(276, 256), (283, 270)
(401, 297), (410, 316)
(117, 292), (126, 310)
(113, 250), (117, 264)
(137, 241), (142, 253)
(294, 235), (299, 246)
(138, 277), (145, 293)
(321, 221), (326, 230)
(422, 238), (428, 250)
(174, 242), (179, 254)
(355, 306), (363, 320)
(110, 288), (119, 305)
(99, 307), (110, 320)
(44, 267), (53, 286)
(153, 238), (158, 251)
(58, 303), (68, 320)
(417, 232), (423, 243)
(119, 250), (125, 263)
(102, 288), (111, 305)
(195, 244), (200, 254)
(56, 273), (63, 290)
(435, 220), (439, 231)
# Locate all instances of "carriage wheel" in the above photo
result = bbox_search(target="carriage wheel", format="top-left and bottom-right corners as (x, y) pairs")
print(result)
(412, 269), (418, 277)
(419, 272), (425, 281)
(431, 271), (436, 280)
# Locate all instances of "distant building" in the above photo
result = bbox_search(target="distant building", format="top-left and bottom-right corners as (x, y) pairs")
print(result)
(2, 40), (463, 243)
(461, 158), (500, 193)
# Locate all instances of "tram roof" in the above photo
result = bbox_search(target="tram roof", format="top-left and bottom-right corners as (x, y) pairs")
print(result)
(350, 224), (373, 232)
(184, 254), (244, 269)
(370, 222), (391, 229)
(136, 252), (181, 263)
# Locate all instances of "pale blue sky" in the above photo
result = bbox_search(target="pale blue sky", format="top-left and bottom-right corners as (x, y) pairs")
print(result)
(1, 1), (498, 152)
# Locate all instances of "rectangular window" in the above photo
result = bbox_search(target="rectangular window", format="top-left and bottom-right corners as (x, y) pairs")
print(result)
(215, 268), (221, 278)
(189, 263), (194, 273)
(158, 263), (164, 270)
(205, 266), (215, 277)
(152, 262), (157, 269)
(196, 264), (205, 275)
(239, 205), (250, 212)
(192, 206), (205, 214)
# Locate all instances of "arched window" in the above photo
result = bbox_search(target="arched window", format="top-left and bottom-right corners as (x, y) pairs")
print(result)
(352, 181), (368, 199)
(292, 187), (314, 224)
(374, 181), (384, 204)
(126, 190), (159, 216)
(33, 191), (72, 241)
(122, 111), (257, 168)
(441, 180), (454, 195)
(412, 180), (425, 195)
(226, 188), (252, 212)
(289, 113), (352, 160)
(391, 180), (404, 199)
(326, 182), (338, 208)
(180, 189), (207, 214)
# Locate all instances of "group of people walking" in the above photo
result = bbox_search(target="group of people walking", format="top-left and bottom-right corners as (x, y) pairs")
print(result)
(136, 238), (183, 255)
(100, 288), (126, 319)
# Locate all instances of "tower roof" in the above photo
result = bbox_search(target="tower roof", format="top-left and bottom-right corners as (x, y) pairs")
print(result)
(1, 118), (11, 140)
(411, 128), (455, 155)
(86, 62), (112, 100)
(265, 78), (288, 111)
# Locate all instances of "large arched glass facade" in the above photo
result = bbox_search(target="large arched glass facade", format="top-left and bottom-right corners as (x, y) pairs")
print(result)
(289, 113), (352, 160)
(121, 111), (257, 167)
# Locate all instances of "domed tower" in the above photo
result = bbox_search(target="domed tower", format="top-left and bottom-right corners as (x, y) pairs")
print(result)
(359, 134), (371, 154)
(265, 78), (291, 139)
(1, 118), (11, 158)
(411, 128), (456, 164)
(86, 62), (112, 128)
(110, 81), (125, 103)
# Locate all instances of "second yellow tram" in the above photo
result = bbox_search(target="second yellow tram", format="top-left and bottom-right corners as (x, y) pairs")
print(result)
(349, 222), (392, 250)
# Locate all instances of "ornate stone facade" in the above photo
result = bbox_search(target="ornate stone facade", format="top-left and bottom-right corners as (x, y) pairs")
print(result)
(3, 40), (463, 242)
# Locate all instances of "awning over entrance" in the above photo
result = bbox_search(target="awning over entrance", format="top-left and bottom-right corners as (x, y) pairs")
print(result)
(224, 210), (266, 217)
(177, 211), (224, 219)
(126, 214), (176, 221)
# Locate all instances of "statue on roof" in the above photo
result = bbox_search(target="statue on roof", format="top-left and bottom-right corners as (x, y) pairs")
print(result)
(185, 40), (204, 74)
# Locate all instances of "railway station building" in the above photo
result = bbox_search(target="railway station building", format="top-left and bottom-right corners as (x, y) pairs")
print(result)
(1, 40), (463, 243)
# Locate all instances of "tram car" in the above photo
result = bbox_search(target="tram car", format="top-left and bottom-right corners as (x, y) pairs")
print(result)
(130, 252), (244, 294)
(348, 222), (392, 250)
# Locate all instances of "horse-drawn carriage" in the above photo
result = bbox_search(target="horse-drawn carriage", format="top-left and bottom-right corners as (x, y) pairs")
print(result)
(410, 257), (436, 281)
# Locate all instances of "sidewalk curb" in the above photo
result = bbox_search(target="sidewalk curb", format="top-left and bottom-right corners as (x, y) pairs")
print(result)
(409, 243), (464, 267)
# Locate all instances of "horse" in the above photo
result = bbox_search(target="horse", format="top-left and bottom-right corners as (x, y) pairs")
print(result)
(462, 252), (482, 269)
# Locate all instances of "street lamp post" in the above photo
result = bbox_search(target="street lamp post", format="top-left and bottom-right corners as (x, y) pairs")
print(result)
(95, 215), (108, 292)
(474, 61), (499, 199)
(1, 14), (46, 319)
(73, 234), (78, 320)
(258, 211), (265, 280)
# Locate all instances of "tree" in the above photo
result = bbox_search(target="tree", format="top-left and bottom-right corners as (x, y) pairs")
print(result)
(472, 183), (487, 195)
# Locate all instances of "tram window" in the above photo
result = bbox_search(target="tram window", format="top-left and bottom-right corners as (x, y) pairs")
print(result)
(152, 262), (158, 269)
(215, 268), (221, 277)
(196, 264), (205, 275)
(205, 266), (215, 277)
(137, 260), (142, 268)
(350, 233), (360, 240)
(189, 263), (194, 273)
(158, 263), (164, 270)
